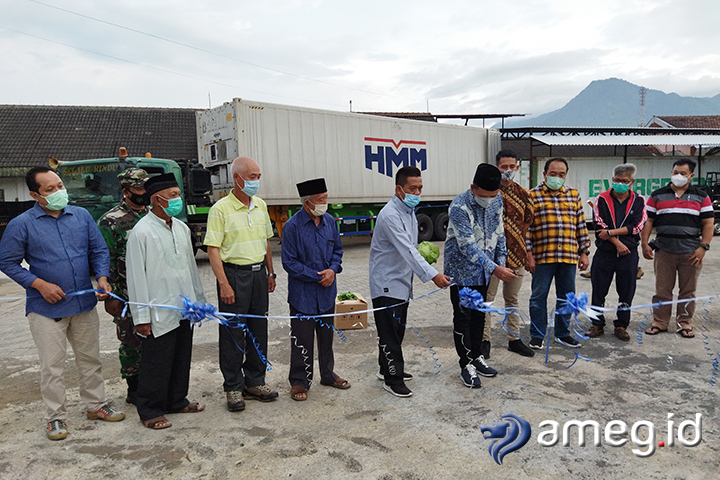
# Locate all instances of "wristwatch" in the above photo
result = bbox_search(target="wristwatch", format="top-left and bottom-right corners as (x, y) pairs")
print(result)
(579, 248), (590, 256)
(700, 243), (710, 251)
(268, 272), (277, 278)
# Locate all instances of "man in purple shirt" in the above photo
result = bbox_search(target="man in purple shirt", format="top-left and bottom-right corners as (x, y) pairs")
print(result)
(281, 178), (348, 401)
(0, 167), (125, 441)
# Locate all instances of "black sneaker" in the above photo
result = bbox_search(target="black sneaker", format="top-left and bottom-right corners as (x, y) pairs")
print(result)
(556, 336), (582, 348)
(508, 339), (535, 357)
(529, 338), (544, 350)
(376, 372), (413, 382)
(383, 383), (413, 397)
(226, 391), (246, 411)
(243, 384), (279, 402)
(479, 340), (491, 360)
(460, 364), (482, 388)
(471, 356), (497, 377)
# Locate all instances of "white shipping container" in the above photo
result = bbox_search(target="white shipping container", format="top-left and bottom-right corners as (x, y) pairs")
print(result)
(196, 99), (494, 205)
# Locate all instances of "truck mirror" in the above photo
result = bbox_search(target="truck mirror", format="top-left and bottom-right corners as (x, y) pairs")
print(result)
(189, 167), (212, 195)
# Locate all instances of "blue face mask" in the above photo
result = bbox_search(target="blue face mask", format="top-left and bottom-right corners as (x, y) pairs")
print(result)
(239, 177), (260, 197)
(612, 183), (630, 194)
(403, 193), (421, 208)
(159, 196), (183, 217)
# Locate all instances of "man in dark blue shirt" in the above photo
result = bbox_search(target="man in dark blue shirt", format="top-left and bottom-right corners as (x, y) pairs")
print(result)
(0, 167), (125, 441)
(281, 178), (348, 401)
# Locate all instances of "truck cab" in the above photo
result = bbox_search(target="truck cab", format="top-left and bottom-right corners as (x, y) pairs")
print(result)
(56, 152), (212, 253)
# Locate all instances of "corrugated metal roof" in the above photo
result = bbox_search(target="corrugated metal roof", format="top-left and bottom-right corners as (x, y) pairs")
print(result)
(530, 135), (720, 146)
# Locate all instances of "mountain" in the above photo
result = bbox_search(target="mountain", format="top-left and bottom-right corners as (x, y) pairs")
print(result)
(507, 78), (720, 127)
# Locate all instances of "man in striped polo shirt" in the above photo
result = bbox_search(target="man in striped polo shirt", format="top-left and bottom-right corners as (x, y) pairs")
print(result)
(205, 156), (279, 411)
(641, 159), (713, 338)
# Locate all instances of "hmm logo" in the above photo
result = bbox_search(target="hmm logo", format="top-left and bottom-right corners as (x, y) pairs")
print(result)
(479, 414), (532, 465)
(364, 137), (427, 178)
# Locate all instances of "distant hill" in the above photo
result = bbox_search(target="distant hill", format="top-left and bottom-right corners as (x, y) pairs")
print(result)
(507, 78), (720, 127)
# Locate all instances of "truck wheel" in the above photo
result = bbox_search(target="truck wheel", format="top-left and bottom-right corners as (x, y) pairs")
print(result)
(714, 221), (720, 236)
(432, 212), (449, 241)
(417, 213), (434, 242)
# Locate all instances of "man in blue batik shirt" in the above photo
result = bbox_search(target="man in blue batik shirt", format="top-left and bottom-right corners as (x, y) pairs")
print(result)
(0, 166), (125, 441)
(445, 164), (517, 389)
(282, 178), (349, 402)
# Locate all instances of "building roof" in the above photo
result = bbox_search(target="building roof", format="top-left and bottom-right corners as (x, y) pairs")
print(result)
(0, 105), (198, 168)
(501, 138), (659, 159)
(650, 116), (720, 129)
(530, 134), (720, 146)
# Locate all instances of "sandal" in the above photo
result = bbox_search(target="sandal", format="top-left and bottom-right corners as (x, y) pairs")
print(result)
(321, 377), (351, 389)
(290, 385), (307, 401)
(678, 328), (695, 338)
(645, 326), (668, 335)
(168, 402), (204, 414)
(142, 416), (172, 429)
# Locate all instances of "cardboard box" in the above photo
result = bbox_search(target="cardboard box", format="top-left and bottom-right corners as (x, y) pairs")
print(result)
(334, 294), (368, 330)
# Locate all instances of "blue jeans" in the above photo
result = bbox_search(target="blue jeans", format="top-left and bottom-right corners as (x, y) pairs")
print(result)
(529, 262), (576, 339)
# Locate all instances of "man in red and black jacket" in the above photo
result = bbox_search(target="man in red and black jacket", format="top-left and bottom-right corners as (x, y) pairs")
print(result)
(587, 163), (647, 341)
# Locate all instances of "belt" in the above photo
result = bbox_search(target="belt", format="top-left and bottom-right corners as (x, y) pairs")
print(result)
(224, 261), (265, 272)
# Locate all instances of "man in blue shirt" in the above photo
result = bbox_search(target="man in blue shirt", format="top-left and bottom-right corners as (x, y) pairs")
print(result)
(0, 167), (125, 441)
(369, 166), (452, 398)
(445, 164), (514, 388)
(282, 178), (348, 401)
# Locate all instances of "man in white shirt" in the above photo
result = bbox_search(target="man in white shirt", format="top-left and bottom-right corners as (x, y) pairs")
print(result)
(127, 173), (207, 430)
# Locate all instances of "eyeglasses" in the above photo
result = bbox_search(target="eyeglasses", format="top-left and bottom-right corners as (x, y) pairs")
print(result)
(612, 178), (632, 185)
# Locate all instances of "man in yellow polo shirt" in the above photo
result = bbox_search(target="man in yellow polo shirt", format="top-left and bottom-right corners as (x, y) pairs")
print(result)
(205, 156), (279, 412)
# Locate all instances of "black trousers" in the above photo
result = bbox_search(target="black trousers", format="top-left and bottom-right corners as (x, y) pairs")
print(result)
(450, 284), (488, 368)
(218, 263), (269, 392)
(590, 248), (639, 328)
(135, 320), (193, 421)
(372, 296), (409, 387)
(288, 305), (337, 389)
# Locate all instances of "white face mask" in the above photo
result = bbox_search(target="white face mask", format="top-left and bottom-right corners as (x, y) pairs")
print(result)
(501, 169), (517, 182)
(671, 174), (689, 188)
(309, 202), (328, 216)
(474, 195), (494, 209)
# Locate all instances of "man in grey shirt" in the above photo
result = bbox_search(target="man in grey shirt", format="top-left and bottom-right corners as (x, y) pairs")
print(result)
(369, 166), (451, 397)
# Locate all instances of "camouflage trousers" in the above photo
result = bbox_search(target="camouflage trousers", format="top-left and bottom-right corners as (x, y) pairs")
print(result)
(114, 314), (142, 379)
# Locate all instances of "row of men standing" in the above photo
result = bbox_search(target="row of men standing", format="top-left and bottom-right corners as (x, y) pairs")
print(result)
(0, 151), (711, 438)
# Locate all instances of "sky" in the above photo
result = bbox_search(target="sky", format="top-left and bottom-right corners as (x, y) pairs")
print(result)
(1, 0), (719, 124)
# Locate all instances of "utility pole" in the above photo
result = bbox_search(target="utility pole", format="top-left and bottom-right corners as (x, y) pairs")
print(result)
(638, 86), (646, 127)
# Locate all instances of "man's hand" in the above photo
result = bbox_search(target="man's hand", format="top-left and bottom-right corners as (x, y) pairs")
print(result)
(526, 252), (536, 274)
(104, 298), (124, 317)
(598, 229), (611, 240)
(135, 323), (152, 337)
(317, 269), (335, 288)
(615, 242), (630, 256)
(578, 253), (589, 271)
(493, 266), (518, 282)
(641, 243), (654, 260)
(96, 277), (111, 300)
(432, 273), (452, 288)
(219, 281), (235, 305)
(689, 247), (706, 267)
(32, 278), (66, 304)
(267, 275), (276, 293)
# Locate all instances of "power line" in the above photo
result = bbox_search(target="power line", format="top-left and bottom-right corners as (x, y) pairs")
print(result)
(25, 0), (420, 102)
(0, 24), (346, 108)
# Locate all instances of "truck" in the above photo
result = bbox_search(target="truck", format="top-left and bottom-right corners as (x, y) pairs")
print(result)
(51, 98), (498, 251)
(196, 98), (499, 241)
(55, 149), (213, 253)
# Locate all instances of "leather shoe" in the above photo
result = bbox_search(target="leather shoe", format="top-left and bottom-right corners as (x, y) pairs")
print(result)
(614, 327), (630, 341)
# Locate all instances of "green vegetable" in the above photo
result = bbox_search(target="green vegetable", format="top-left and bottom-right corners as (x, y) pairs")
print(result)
(418, 241), (439, 264)
(337, 292), (358, 301)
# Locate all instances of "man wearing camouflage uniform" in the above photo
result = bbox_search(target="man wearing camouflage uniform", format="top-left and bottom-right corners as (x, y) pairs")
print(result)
(97, 168), (149, 404)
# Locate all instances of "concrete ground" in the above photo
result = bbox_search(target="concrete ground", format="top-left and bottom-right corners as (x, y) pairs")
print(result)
(0, 236), (718, 480)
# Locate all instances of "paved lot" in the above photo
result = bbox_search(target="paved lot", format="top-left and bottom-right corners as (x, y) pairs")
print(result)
(0, 236), (719, 479)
